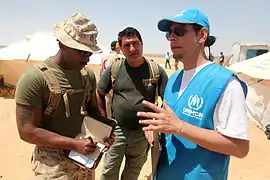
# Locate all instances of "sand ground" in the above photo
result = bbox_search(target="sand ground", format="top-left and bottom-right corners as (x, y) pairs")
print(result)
(1, 97), (269, 180)
(0, 63), (270, 180)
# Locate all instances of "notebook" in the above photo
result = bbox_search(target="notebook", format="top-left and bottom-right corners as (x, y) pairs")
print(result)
(68, 116), (116, 169)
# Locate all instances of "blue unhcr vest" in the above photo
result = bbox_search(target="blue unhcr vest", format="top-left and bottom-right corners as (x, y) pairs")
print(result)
(156, 63), (247, 180)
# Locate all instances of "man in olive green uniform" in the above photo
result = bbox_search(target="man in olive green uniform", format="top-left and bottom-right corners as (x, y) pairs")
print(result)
(97, 27), (168, 180)
(15, 13), (114, 180)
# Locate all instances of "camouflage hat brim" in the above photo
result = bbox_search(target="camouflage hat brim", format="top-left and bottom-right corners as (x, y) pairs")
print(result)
(54, 22), (102, 53)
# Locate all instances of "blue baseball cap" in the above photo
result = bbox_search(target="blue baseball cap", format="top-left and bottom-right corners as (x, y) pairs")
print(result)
(158, 8), (210, 34)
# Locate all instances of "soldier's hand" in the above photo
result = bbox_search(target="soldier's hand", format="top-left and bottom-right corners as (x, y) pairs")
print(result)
(74, 137), (97, 155)
(102, 134), (116, 152)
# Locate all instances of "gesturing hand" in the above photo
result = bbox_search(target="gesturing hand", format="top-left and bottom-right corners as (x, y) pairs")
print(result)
(137, 100), (185, 135)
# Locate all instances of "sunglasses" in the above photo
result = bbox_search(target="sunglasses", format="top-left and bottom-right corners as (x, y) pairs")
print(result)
(165, 25), (189, 40)
(74, 49), (93, 57)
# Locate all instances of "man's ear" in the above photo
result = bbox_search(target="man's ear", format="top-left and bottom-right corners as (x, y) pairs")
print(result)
(58, 41), (65, 50)
(198, 28), (208, 44)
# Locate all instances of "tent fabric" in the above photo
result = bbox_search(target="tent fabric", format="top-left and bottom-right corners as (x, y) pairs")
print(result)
(246, 83), (270, 128)
(229, 52), (270, 81)
(0, 31), (110, 63)
(0, 31), (109, 85)
(0, 32), (58, 61)
(228, 52), (270, 127)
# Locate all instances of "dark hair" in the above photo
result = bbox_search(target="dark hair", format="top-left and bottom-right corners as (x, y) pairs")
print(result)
(118, 27), (143, 46)
(205, 36), (216, 47)
(110, 40), (118, 51)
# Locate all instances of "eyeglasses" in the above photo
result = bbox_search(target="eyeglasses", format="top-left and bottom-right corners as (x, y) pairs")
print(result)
(165, 25), (189, 40)
(74, 49), (93, 57)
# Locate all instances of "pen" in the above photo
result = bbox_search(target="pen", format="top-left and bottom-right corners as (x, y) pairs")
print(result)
(87, 136), (94, 144)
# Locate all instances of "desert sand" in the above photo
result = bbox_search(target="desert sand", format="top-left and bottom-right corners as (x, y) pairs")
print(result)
(0, 62), (270, 180)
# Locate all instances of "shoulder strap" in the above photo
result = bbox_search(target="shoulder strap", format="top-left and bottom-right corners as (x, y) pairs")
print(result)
(110, 60), (123, 85)
(80, 67), (95, 116)
(36, 63), (95, 118)
(147, 59), (160, 81)
(146, 59), (160, 105)
(35, 63), (62, 116)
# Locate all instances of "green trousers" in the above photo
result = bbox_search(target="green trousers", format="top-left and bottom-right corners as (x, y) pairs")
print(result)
(100, 126), (149, 180)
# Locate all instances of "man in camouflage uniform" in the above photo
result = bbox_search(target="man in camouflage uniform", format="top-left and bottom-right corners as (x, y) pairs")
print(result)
(15, 13), (114, 180)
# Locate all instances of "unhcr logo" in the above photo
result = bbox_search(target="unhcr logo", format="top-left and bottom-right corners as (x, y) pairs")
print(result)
(183, 95), (204, 120)
(173, 10), (187, 18)
(188, 95), (204, 110)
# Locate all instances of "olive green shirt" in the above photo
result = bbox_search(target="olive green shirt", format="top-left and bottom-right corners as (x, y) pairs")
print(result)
(15, 58), (97, 138)
(98, 59), (168, 129)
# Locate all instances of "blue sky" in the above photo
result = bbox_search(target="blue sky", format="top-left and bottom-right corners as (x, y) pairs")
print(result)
(1, 0), (269, 55)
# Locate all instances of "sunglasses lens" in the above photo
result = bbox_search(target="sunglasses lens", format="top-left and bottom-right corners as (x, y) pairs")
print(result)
(77, 50), (92, 57)
(174, 26), (188, 37)
(82, 52), (92, 57)
(166, 25), (188, 40)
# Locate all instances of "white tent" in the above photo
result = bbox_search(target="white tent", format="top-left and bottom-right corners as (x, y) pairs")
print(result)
(228, 52), (270, 127)
(0, 31), (109, 85)
(0, 31), (59, 61)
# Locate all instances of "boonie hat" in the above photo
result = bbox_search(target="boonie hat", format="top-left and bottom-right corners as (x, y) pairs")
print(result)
(54, 12), (102, 53)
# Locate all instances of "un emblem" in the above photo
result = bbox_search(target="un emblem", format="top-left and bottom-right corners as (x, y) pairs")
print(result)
(188, 95), (204, 111)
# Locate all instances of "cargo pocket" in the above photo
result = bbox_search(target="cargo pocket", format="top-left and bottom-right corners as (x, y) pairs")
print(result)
(31, 147), (65, 177)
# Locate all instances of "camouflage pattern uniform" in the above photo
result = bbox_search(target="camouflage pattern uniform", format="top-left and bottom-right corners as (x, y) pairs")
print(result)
(31, 147), (94, 180)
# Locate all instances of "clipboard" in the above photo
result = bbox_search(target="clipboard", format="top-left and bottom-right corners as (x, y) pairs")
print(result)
(68, 116), (117, 169)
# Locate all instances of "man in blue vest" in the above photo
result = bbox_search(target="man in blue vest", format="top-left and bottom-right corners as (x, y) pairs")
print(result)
(137, 8), (250, 180)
